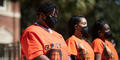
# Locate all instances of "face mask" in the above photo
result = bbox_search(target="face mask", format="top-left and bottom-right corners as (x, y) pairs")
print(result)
(105, 31), (112, 38)
(45, 16), (57, 28)
(81, 27), (89, 38)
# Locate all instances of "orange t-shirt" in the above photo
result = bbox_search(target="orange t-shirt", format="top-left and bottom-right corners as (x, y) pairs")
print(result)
(66, 35), (94, 60)
(20, 24), (69, 60)
(92, 38), (119, 60)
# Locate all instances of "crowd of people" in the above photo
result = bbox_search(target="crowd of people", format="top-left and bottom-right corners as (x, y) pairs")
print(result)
(20, 1), (119, 60)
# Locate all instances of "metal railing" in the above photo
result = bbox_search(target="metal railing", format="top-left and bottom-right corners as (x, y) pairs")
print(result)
(0, 42), (20, 60)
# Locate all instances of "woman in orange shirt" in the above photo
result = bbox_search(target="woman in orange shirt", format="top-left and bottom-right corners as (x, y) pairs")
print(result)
(66, 15), (94, 60)
(91, 19), (119, 60)
(20, 2), (71, 60)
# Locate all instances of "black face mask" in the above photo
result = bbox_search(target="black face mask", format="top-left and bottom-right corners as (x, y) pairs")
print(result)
(105, 31), (112, 38)
(81, 27), (89, 38)
(45, 16), (57, 28)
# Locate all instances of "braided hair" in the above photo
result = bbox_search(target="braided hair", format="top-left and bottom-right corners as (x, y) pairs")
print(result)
(37, 2), (58, 17)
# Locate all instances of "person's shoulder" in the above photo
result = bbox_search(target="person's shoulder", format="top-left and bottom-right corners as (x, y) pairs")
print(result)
(93, 38), (103, 42)
(24, 24), (46, 34)
(21, 24), (42, 36)
(66, 35), (76, 42)
(106, 40), (113, 45)
(92, 38), (104, 45)
(52, 30), (63, 37)
(24, 24), (39, 31)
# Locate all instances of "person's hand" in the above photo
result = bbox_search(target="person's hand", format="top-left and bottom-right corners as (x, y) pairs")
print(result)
(78, 43), (89, 58)
(103, 43), (114, 58)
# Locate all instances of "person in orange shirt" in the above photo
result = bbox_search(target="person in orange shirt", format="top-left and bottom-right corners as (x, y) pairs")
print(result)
(91, 19), (119, 60)
(20, 2), (71, 60)
(66, 15), (94, 60)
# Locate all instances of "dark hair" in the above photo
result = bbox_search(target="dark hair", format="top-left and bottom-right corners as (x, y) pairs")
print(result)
(68, 15), (84, 37)
(37, 2), (58, 16)
(91, 19), (106, 40)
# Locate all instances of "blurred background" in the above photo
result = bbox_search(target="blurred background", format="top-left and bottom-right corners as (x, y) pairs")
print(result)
(0, 0), (120, 60)
(0, 0), (20, 60)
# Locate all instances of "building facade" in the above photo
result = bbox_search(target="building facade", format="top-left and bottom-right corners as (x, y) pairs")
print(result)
(0, 0), (20, 60)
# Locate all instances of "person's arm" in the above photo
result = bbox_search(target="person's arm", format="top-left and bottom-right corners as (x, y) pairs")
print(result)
(66, 39), (78, 56)
(21, 32), (46, 60)
(68, 56), (71, 60)
(92, 39), (104, 60)
(33, 55), (50, 60)
(95, 53), (101, 60)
